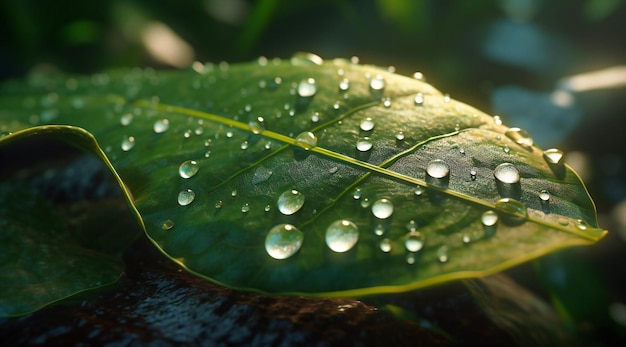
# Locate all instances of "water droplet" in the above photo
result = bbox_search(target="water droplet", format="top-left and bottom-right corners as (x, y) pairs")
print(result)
(352, 188), (362, 200)
(161, 220), (174, 230)
(558, 217), (569, 226)
(277, 190), (305, 215)
(329, 166), (338, 174)
(360, 117), (375, 132)
(264, 204), (271, 212)
(248, 119), (265, 134)
(241, 203), (250, 213)
(494, 163), (520, 184)
(264, 141), (272, 150)
(406, 220), (418, 232)
(495, 198), (528, 219)
(543, 148), (564, 165)
(240, 141), (249, 150)
(405, 232), (425, 252)
(290, 52), (323, 65)
(183, 130), (192, 138)
(406, 253), (416, 264)
(252, 166), (273, 184)
(226, 131), (234, 138)
(177, 189), (195, 206)
(426, 159), (450, 179)
(356, 138), (373, 152)
(153, 119), (170, 133)
(121, 136), (135, 151)
(575, 219), (590, 230)
(231, 190), (238, 197)
(379, 239), (392, 252)
(179, 160), (199, 178)
(503, 145), (510, 154)
(459, 148), (465, 155)
(373, 224), (385, 236)
(325, 220), (359, 252)
(462, 234), (471, 244)
(339, 78), (350, 91)
(470, 168), (477, 180)
(481, 210), (499, 227)
(120, 113), (133, 126)
(295, 131), (317, 150)
(383, 97), (392, 108)
(414, 186), (424, 196)
(369, 74), (385, 91)
(194, 127), (204, 135)
(437, 245), (449, 263)
(493, 115), (503, 125)
(265, 224), (303, 260)
(371, 198), (393, 219)
(413, 72), (424, 80)
(539, 190), (550, 202)
(443, 94), (451, 103)
(360, 198), (371, 208)
(297, 78), (317, 98)
(204, 151), (211, 158)
(395, 132), (405, 141)
(414, 93), (424, 106)
(311, 112), (320, 123)
(505, 127), (534, 150)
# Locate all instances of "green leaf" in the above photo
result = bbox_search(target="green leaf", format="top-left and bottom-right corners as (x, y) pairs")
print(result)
(0, 54), (606, 301)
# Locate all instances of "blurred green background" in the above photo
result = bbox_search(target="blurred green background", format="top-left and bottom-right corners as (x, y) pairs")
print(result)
(2, 0), (626, 343)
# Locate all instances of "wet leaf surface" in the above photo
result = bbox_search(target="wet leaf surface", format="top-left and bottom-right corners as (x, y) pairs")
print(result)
(0, 56), (606, 312)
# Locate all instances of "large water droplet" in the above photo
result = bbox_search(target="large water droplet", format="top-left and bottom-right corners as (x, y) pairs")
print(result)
(481, 210), (499, 227)
(121, 136), (135, 151)
(248, 118), (265, 134)
(356, 138), (373, 152)
(539, 189), (550, 202)
(371, 198), (393, 219)
(177, 189), (195, 206)
(277, 190), (305, 215)
(369, 74), (385, 91)
(325, 220), (359, 253)
(494, 163), (520, 184)
(405, 231), (425, 252)
(505, 127), (534, 149)
(290, 52), (323, 66)
(543, 148), (564, 165)
(295, 131), (317, 150)
(179, 160), (199, 178)
(297, 78), (317, 98)
(265, 224), (303, 260)
(360, 117), (375, 132)
(426, 159), (450, 179)
(153, 119), (170, 133)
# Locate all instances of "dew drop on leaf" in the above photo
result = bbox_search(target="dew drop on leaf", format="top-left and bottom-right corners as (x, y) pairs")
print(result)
(379, 238), (392, 253)
(371, 198), (393, 219)
(426, 159), (450, 179)
(373, 224), (385, 236)
(414, 186), (423, 196)
(505, 127), (534, 149)
(470, 168), (477, 180)
(177, 189), (195, 206)
(383, 97), (392, 108)
(494, 163), (520, 184)
(240, 141), (249, 150)
(121, 136), (135, 151)
(179, 160), (199, 179)
(356, 138), (373, 152)
(493, 115), (503, 125)
(352, 188), (362, 200)
(295, 131), (317, 150)
(297, 78), (317, 98)
(215, 200), (223, 209)
(437, 245), (449, 263)
(241, 203), (250, 213)
(406, 253), (416, 264)
(495, 198), (528, 219)
(481, 210), (498, 227)
(120, 113), (133, 126)
(325, 220), (359, 253)
(153, 119), (170, 133)
(339, 78), (350, 91)
(277, 189), (305, 215)
(543, 148), (564, 165)
(405, 231), (425, 253)
(395, 132), (405, 141)
(359, 117), (375, 132)
(265, 224), (303, 260)
(503, 145), (510, 154)
(414, 93), (424, 106)
(576, 219), (590, 230)
(539, 190), (550, 202)
(369, 74), (385, 91)
(161, 220), (174, 230)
